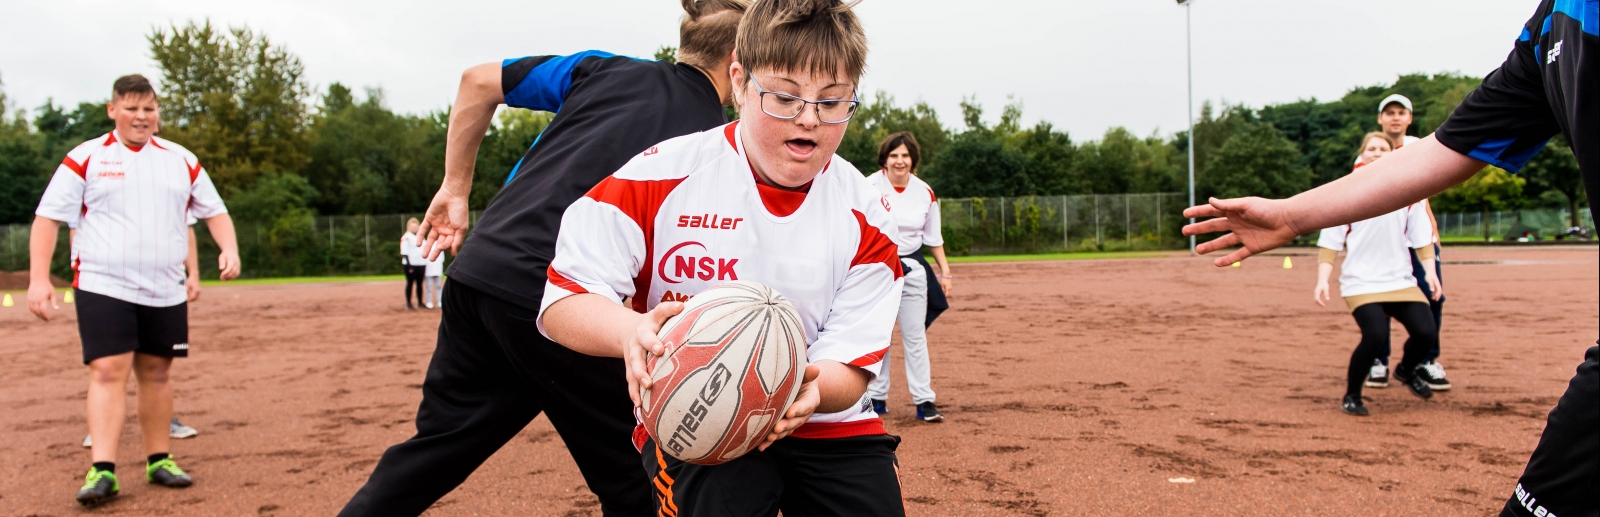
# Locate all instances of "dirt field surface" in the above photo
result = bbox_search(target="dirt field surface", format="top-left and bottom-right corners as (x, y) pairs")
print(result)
(2, 246), (1594, 516)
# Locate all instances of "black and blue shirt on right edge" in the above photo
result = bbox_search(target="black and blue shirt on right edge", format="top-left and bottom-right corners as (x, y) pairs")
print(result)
(1434, 0), (1596, 222)
(1434, 3), (1598, 517)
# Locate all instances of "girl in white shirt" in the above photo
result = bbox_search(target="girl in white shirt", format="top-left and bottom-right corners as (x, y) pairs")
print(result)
(400, 218), (427, 310)
(1314, 132), (1442, 416)
(864, 132), (952, 422)
(424, 250), (445, 309)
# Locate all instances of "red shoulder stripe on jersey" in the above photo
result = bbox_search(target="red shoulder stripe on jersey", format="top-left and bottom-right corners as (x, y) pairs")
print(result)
(788, 419), (887, 440)
(546, 266), (589, 294)
(102, 133), (117, 146)
(847, 346), (890, 368)
(185, 160), (202, 184)
(850, 210), (903, 279)
(62, 156), (88, 179)
(927, 187), (937, 202)
(148, 139), (167, 150)
(723, 121), (738, 150)
(583, 175), (688, 312)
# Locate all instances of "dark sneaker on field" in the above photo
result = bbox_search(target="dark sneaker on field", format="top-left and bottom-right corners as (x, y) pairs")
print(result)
(1340, 394), (1369, 416)
(147, 457), (192, 488)
(871, 399), (887, 415)
(1364, 362), (1389, 388)
(1394, 366), (1434, 400)
(76, 468), (119, 506)
(1418, 362), (1452, 391)
(916, 402), (944, 422)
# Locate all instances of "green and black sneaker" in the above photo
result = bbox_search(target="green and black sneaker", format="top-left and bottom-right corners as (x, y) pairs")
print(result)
(146, 456), (193, 488)
(76, 467), (119, 506)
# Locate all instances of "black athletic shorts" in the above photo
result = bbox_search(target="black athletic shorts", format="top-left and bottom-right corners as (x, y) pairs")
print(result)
(642, 434), (905, 517)
(1500, 346), (1598, 517)
(75, 289), (189, 364)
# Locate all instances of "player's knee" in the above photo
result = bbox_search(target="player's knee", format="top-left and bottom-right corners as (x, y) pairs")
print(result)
(88, 358), (131, 384)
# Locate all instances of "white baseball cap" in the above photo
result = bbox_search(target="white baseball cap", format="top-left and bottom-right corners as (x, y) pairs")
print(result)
(1378, 94), (1413, 114)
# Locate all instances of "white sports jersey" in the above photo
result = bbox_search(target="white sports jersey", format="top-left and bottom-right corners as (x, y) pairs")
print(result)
(865, 171), (943, 256)
(35, 132), (227, 307)
(1317, 198), (1433, 298)
(538, 121), (904, 440)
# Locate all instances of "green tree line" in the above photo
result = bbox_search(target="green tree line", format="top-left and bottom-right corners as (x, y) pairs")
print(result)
(0, 21), (1587, 231)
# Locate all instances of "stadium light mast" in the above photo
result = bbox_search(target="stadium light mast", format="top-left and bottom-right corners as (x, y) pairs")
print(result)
(1178, 0), (1196, 255)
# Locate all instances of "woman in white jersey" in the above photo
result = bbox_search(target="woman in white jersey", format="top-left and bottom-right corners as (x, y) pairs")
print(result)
(864, 132), (952, 422)
(400, 218), (427, 310)
(1314, 132), (1442, 416)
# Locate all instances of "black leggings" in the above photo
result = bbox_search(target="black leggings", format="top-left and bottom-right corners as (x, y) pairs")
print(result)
(403, 265), (425, 307)
(1348, 302), (1437, 397)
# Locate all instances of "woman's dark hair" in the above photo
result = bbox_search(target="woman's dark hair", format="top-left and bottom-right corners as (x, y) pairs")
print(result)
(876, 131), (921, 173)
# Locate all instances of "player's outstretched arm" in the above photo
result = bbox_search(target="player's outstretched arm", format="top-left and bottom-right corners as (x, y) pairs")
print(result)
(27, 216), (63, 321)
(419, 62), (503, 260)
(203, 213), (241, 281)
(186, 227), (202, 302)
(1183, 136), (1482, 266)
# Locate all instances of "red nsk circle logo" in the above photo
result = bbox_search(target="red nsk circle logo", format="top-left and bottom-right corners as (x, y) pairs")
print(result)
(658, 241), (740, 284)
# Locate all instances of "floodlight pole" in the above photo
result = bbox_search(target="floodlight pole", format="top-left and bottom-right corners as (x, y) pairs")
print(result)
(1182, 0), (1196, 255)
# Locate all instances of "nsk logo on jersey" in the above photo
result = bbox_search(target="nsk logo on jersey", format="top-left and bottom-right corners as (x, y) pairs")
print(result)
(658, 241), (739, 284)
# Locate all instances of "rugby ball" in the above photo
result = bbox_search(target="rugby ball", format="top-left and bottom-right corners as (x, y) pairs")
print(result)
(640, 281), (807, 465)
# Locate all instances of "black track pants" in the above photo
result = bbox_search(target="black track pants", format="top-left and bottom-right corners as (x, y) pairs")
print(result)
(1499, 346), (1598, 517)
(339, 282), (651, 516)
(403, 265), (425, 307)
(1347, 302), (1437, 398)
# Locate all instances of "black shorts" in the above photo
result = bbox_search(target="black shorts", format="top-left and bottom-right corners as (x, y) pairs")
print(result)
(642, 434), (905, 517)
(76, 289), (189, 364)
(1500, 346), (1598, 517)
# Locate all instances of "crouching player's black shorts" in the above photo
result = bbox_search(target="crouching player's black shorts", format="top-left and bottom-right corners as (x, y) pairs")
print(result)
(642, 434), (905, 517)
(76, 289), (189, 364)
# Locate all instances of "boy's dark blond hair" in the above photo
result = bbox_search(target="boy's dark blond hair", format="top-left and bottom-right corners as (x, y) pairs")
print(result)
(678, 0), (751, 67)
(736, 0), (867, 84)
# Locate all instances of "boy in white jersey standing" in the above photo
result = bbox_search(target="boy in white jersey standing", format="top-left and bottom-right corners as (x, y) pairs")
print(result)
(27, 75), (241, 507)
(540, 1), (907, 514)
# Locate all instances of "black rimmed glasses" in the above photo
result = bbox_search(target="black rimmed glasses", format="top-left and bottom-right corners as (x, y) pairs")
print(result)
(748, 75), (858, 124)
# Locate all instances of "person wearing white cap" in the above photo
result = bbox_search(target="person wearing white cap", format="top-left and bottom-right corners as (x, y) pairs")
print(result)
(1356, 94), (1451, 392)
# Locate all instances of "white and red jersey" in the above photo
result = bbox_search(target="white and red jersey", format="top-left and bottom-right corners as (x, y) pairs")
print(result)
(538, 121), (904, 440)
(1317, 164), (1433, 297)
(865, 171), (943, 256)
(35, 132), (227, 307)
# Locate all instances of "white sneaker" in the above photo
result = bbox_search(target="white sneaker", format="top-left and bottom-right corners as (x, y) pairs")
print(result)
(82, 435), (92, 448)
(425, 302), (435, 309)
(170, 418), (198, 439)
(1364, 363), (1389, 388)
(1419, 361), (1452, 391)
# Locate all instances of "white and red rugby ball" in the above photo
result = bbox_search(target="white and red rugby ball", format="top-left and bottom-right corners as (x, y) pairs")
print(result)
(640, 280), (807, 465)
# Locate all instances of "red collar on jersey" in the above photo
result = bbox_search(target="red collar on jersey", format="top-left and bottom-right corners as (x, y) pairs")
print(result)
(753, 170), (811, 217)
(104, 131), (146, 152)
(893, 186), (906, 193)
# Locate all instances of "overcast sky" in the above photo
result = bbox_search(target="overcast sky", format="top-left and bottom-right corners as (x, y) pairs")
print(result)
(2, 0), (1534, 140)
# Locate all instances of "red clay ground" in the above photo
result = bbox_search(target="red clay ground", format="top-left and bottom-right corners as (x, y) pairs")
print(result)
(1, 246), (1595, 516)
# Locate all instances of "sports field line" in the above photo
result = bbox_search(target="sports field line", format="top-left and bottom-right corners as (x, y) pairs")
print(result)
(944, 251), (1177, 264)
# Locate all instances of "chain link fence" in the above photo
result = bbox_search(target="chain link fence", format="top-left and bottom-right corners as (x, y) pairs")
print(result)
(940, 193), (1189, 255)
(1436, 208), (1593, 241)
(2, 192), (1198, 278)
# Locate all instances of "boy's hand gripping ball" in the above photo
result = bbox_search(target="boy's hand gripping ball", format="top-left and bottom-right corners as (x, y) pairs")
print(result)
(641, 281), (807, 465)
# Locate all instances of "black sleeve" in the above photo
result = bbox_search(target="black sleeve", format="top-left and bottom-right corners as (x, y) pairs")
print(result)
(1433, 0), (1562, 173)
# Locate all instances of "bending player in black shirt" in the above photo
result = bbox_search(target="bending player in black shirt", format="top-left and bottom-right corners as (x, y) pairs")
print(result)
(1184, 1), (1596, 516)
(338, 2), (748, 515)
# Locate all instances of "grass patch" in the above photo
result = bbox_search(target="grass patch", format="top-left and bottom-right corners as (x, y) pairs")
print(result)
(943, 251), (1173, 263)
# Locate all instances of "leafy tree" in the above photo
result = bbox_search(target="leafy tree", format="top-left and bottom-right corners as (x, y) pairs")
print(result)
(923, 99), (1030, 197)
(837, 92), (948, 175)
(471, 108), (553, 207)
(0, 79), (51, 224)
(1432, 166), (1524, 215)
(1200, 123), (1311, 200)
(148, 20), (312, 194)
(1517, 136), (1585, 226)
(1014, 122), (1081, 195)
(654, 46), (678, 63)
(301, 84), (446, 215)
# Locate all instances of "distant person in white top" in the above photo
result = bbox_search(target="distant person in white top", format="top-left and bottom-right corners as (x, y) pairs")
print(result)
(863, 132), (952, 422)
(28, 74), (240, 506)
(423, 249), (444, 309)
(400, 218), (427, 310)
(1315, 132), (1441, 416)
(1356, 94), (1451, 391)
